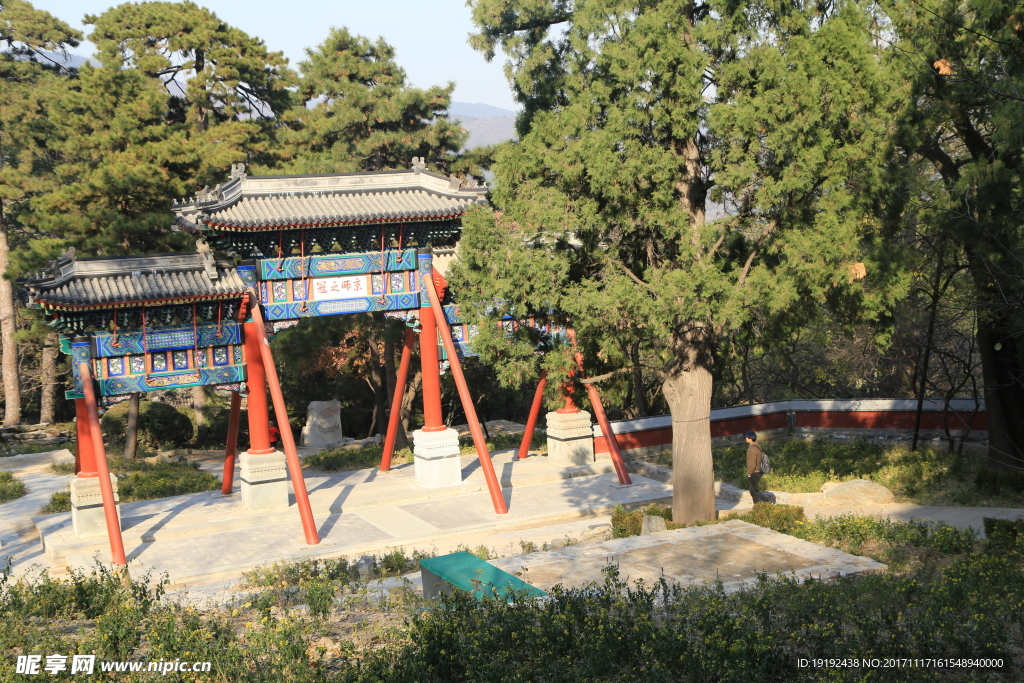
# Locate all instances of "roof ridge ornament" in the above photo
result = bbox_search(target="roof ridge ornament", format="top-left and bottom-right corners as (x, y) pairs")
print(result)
(411, 157), (427, 173)
(230, 162), (247, 180)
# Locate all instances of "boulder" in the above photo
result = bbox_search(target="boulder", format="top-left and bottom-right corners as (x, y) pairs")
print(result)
(581, 523), (614, 543)
(300, 400), (344, 447)
(640, 515), (668, 535)
(820, 479), (894, 505)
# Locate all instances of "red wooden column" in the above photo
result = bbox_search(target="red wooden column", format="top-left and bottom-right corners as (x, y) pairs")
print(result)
(242, 321), (274, 455)
(79, 362), (127, 566)
(221, 391), (242, 494)
(518, 370), (547, 459)
(419, 300), (446, 433)
(381, 328), (415, 472)
(247, 295), (320, 545)
(426, 268), (508, 514)
(74, 398), (97, 477)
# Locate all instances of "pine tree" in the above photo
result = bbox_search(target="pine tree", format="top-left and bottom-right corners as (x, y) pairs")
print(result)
(0, 0), (81, 426)
(455, 0), (901, 522)
(274, 27), (467, 174)
(22, 1), (296, 265)
(882, 0), (1024, 469)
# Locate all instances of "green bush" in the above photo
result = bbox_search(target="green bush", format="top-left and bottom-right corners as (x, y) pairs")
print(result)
(976, 467), (1024, 495)
(735, 501), (807, 533)
(0, 471), (26, 504)
(37, 459), (219, 514)
(39, 488), (70, 514)
(611, 503), (684, 538)
(100, 399), (194, 449)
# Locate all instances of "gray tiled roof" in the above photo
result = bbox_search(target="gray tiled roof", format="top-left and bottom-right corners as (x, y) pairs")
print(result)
(23, 250), (248, 310)
(173, 163), (488, 232)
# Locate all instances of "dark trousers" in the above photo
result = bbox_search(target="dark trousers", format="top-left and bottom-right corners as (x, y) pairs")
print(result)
(748, 473), (769, 503)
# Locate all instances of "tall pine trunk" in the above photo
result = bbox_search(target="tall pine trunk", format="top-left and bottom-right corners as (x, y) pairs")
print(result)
(976, 314), (1024, 469)
(664, 337), (716, 524)
(124, 393), (141, 459)
(39, 331), (58, 424)
(191, 385), (207, 447)
(0, 225), (20, 427)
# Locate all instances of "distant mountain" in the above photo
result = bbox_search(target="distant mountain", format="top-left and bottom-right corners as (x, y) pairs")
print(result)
(450, 102), (517, 118)
(449, 102), (518, 149)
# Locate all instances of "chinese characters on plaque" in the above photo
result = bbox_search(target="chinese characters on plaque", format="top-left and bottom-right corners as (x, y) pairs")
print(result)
(311, 275), (371, 301)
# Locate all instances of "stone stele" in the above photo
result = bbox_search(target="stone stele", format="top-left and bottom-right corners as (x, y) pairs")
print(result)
(821, 479), (895, 505)
(300, 400), (343, 447)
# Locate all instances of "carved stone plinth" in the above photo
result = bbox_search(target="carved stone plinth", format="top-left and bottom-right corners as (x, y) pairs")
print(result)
(240, 450), (289, 511)
(546, 410), (595, 466)
(70, 474), (121, 539)
(412, 428), (462, 487)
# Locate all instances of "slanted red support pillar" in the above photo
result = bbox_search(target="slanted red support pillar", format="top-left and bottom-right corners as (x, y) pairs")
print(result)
(574, 351), (632, 486)
(221, 391), (242, 494)
(381, 328), (415, 472)
(79, 363), (127, 566)
(247, 295), (320, 545)
(426, 269), (508, 514)
(74, 398), (96, 476)
(518, 370), (547, 459)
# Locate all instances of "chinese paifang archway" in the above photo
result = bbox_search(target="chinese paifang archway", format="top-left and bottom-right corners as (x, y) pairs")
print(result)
(21, 160), (632, 566)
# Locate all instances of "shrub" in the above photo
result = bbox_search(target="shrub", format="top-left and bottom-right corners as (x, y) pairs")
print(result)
(304, 579), (335, 619)
(735, 502), (806, 533)
(304, 444), (398, 471)
(100, 399), (194, 449)
(39, 488), (71, 514)
(37, 459), (219, 514)
(0, 471), (26, 504)
(611, 503), (684, 538)
(976, 467), (1024, 495)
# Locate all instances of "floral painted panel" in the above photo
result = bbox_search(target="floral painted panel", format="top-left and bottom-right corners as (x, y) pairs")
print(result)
(107, 357), (125, 376)
(272, 281), (288, 302)
(197, 349), (208, 367)
(173, 350), (189, 370)
(213, 346), (229, 366)
(233, 345), (243, 364)
(371, 274), (384, 295)
(130, 355), (146, 374)
(152, 352), (168, 373)
(389, 273), (405, 293)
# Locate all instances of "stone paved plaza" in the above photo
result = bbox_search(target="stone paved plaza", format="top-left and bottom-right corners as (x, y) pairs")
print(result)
(2, 447), (1022, 600)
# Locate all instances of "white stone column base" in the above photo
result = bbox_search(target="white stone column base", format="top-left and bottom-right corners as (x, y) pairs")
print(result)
(546, 410), (595, 466)
(70, 474), (121, 539)
(412, 428), (462, 487)
(240, 450), (289, 511)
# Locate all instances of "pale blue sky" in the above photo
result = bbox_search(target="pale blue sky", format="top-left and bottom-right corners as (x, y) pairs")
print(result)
(30, 0), (519, 111)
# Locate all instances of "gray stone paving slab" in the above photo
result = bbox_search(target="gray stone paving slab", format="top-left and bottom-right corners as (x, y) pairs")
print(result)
(489, 520), (886, 593)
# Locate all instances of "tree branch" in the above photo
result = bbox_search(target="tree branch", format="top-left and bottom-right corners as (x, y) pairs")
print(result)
(736, 219), (777, 288)
(609, 258), (658, 296)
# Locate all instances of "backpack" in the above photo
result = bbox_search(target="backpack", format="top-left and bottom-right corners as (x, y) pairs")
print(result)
(758, 447), (771, 475)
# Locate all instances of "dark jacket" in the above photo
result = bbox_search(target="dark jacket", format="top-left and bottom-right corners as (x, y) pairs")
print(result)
(747, 443), (763, 476)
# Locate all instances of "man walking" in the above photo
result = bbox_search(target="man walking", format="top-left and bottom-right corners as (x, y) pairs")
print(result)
(745, 431), (770, 503)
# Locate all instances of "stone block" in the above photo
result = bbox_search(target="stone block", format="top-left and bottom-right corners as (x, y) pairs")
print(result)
(581, 523), (614, 543)
(640, 515), (667, 535)
(300, 400), (344, 447)
(546, 410), (595, 466)
(412, 428), (462, 487)
(240, 450), (289, 511)
(70, 475), (121, 539)
(821, 479), (894, 505)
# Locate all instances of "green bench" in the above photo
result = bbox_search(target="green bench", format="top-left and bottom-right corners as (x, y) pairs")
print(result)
(420, 552), (547, 602)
